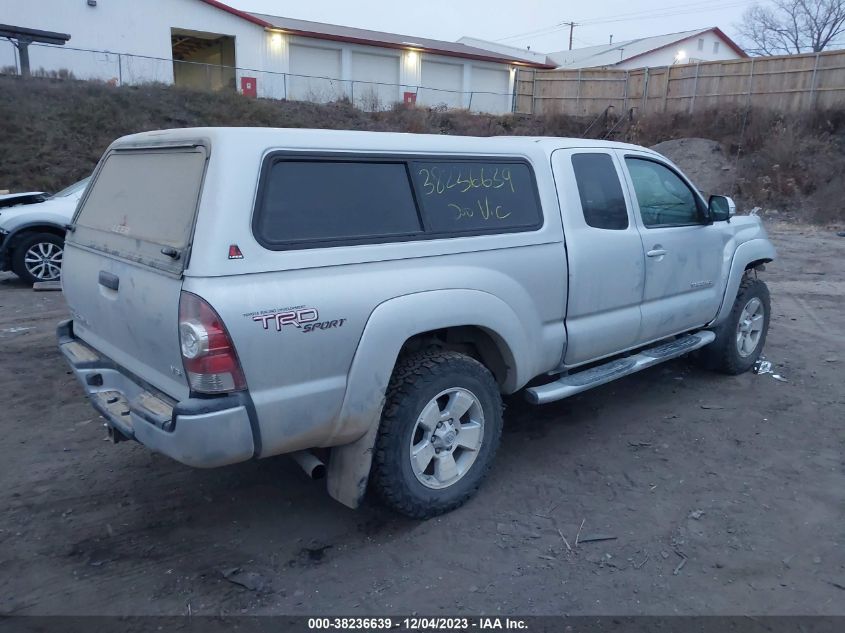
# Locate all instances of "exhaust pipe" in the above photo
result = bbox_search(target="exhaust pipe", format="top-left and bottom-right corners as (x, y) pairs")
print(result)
(290, 450), (326, 480)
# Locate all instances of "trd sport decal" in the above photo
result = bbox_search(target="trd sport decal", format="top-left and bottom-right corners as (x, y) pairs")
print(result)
(244, 306), (346, 334)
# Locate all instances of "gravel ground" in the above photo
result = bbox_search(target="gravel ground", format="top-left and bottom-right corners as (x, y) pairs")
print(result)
(0, 223), (843, 616)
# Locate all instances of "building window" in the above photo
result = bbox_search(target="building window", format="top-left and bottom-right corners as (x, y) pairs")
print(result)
(698, 38), (704, 51)
(713, 41), (720, 53)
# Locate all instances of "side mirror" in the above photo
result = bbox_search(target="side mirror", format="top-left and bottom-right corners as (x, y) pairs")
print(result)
(709, 195), (736, 222)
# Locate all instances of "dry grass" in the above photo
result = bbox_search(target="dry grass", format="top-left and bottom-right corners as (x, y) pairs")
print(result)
(627, 108), (845, 223)
(1, 75), (843, 223)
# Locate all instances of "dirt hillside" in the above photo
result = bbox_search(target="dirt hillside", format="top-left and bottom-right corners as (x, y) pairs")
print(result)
(650, 138), (736, 199)
(1, 75), (843, 225)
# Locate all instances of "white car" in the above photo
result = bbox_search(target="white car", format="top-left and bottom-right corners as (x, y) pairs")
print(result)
(0, 191), (47, 209)
(0, 177), (90, 284)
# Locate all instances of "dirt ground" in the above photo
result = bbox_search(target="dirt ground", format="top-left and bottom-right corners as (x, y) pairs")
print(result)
(650, 138), (736, 201)
(0, 223), (843, 617)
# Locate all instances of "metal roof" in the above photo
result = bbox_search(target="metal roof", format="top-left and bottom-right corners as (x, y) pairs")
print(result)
(194, 0), (554, 68)
(0, 23), (70, 45)
(457, 37), (552, 65)
(250, 12), (556, 68)
(549, 27), (747, 69)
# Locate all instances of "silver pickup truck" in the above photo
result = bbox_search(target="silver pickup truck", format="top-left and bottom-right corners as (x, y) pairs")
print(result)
(57, 128), (776, 518)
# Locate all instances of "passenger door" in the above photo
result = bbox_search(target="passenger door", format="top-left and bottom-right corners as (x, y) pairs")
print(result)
(620, 151), (728, 342)
(552, 149), (645, 366)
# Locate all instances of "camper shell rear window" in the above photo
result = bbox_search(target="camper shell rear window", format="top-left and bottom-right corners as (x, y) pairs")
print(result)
(252, 153), (543, 250)
(70, 146), (207, 273)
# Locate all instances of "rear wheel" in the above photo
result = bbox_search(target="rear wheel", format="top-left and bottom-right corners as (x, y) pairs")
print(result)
(12, 232), (64, 284)
(371, 350), (503, 518)
(696, 275), (770, 375)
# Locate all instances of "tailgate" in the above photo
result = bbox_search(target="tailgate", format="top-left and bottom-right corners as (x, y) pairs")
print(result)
(63, 145), (208, 400)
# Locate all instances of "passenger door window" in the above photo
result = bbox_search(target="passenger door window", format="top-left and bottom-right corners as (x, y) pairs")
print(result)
(571, 153), (629, 230)
(625, 158), (703, 228)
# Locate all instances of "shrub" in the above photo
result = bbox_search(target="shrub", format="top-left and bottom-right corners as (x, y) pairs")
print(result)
(0, 74), (842, 224)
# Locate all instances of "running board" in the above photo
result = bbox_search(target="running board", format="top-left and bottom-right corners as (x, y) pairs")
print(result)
(525, 331), (716, 405)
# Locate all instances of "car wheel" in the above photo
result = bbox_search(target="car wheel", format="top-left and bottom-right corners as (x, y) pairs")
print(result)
(696, 275), (771, 375)
(12, 232), (64, 285)
(371, 349), (503, 519)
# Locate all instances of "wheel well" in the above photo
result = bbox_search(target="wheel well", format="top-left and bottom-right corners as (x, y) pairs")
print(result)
(398, 326), (510, 388)
(745, 258), (771, 272)
(7, 225), (66, 251)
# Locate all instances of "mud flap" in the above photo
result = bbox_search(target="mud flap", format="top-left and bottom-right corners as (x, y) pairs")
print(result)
(325, 412), (382, 509)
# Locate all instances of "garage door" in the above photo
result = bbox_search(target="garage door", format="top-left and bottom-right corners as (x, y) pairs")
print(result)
(419, 60), (463, 109)
(288, 44), (344, 102)
(470, 66), (511, 114)
(351, 52), (400, 110)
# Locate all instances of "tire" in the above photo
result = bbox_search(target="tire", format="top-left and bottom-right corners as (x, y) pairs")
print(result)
(696, 275), (771, 375)
(371, 349), (503, 519)
(12, 232), (65, 285)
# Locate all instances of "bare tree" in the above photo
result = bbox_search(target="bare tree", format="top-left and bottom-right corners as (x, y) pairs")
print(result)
(737, 0), (845, 55)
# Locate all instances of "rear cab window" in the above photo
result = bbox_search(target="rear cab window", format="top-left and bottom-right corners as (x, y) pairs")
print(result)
(252, 155), (543, 250)
(69, 146), (207, 273)
(571, 153), (629, 230)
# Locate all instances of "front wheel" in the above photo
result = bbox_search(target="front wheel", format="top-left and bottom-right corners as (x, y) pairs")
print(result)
(12, 232), (64, 284)
(696, 275), (771, 375)
(371, 350), (503, 518)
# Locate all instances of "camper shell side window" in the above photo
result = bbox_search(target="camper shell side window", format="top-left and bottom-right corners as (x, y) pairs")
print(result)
(251, 153), (544, 251)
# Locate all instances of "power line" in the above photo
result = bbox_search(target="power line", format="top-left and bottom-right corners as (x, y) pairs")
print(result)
(572, 36), (599, 47)
(495, 0), (755, 43)
(578, 0), (747, 25)
(581, 0), (754, 26)
(495, 23), (574, 43)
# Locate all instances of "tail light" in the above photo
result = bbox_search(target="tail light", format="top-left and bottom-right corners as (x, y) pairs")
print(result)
(178, 291), (246, 394)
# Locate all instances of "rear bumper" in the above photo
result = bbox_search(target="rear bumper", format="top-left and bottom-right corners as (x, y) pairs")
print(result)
(57, 319), (256, 468)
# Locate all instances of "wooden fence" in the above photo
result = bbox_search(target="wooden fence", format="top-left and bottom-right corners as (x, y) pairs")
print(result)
(515, 49), (845, 116)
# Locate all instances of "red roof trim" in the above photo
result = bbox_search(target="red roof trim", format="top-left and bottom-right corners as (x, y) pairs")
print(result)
(621, 27), (748, 66)
(711, 27), (748, 58)
(275, 27), (556, 68)
(195, 0), (554, 68)
(195, 0), (272, 28)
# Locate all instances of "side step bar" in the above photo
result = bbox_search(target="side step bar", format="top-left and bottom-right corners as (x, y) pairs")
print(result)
(525, 331), (716, 405)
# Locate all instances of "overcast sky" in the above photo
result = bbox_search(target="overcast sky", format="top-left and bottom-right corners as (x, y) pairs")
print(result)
(229, 0), (757, 52)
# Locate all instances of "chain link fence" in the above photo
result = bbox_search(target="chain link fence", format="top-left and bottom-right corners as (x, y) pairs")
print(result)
(1, 41), (516, 114)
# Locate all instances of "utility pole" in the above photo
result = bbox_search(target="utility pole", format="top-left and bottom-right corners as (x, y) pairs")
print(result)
(564, 21), (578, 50)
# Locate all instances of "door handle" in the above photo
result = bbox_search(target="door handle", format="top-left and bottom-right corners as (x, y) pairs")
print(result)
(647, 248), (667, 258)
(98, 271), (119, 291)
